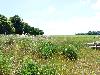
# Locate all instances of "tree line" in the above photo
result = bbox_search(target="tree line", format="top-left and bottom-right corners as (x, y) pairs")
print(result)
(0, 14), (44, 36)
(76, 31), (100, 35)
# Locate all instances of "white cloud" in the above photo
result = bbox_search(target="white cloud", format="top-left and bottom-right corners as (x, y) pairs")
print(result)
(24, 14), (100, 35)
(67, 16), (100, 32)
(47, 5), (56, 14)
(23, 2), (100, 35)
(95, 12), (100, 19)
(91, 0), (100, 10)
(80, 0), (91, 5)
(43, 14), (100, 35)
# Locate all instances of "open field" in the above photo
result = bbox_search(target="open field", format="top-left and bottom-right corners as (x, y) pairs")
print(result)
(0, 35), (100, 75)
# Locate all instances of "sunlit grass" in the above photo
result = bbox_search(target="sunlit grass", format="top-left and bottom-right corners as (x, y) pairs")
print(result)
(0, 35), (99, 75)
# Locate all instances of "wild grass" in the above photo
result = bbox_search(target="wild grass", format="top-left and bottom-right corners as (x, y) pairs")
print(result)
(0, 35), (99, 75)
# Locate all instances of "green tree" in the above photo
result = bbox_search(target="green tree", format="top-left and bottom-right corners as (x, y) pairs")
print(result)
(22, 22), (31, 34)
(33, 28), (40, 36)
(0, 14), (14, 34)
(0, 14), (44, 35)
(9, 15), (24, 34)
(29, 27), (35, 35)
(39, 30), (44, 35)
(32, 28), (44, 36)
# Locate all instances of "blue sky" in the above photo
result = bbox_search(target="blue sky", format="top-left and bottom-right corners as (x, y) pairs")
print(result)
(0, 0), (100, 35)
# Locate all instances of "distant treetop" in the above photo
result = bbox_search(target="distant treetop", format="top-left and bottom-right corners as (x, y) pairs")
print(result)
(0, 14), (44, 35)
(76, 31), (100, 35)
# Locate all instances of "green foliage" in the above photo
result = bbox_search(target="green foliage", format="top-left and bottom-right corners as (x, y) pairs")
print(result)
(0, 50), (12, 75)
(19, 59), (39, 75)
(9, 15), (24, 34)
(0, 14), (44, 35)
(9, 15), (44, 35)
(17, 38), (35, 52)
(0, 14), (14, 34)
(76, 31), (100, 35)
(63, 45), (78, 60)
(39, 30), (44, 35)
(40, 65), (57, 75)
(38, 41), (57, 59)
(18, 59), (57, 75)
(22, 22), (31, 34)
(0, 35), (100, 75)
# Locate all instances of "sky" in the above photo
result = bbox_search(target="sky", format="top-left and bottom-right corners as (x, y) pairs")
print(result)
(0, 0), (100, 35)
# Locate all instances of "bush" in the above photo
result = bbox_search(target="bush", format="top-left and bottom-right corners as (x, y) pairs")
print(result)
(63, 45), (78, 60)
(0, 50), (12, 75)
(38, 41), (57, 59)
(5, 36), (16, 45)
(40, 65), (57, 75)
(18, 59), (57, 75)
(17, 38), (34, 51)
(19, 59), (39, 75)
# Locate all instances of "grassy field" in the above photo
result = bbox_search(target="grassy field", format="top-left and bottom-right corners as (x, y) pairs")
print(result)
(0, 35), (100, 75)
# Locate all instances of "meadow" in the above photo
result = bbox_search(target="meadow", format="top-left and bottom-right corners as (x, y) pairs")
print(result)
(0, 35), (100, 75)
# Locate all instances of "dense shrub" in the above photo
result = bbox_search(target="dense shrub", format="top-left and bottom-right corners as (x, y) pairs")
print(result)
(40, 65), (57, 75)
(0, 50), (12, 75)
(17, 38), (35, 52)
(19, 59), (39, 75)
(63, 45), (78, 60)
(4, 37), (16, 46)
(18, 59), (57, 75)
(38, 41), (57, 59)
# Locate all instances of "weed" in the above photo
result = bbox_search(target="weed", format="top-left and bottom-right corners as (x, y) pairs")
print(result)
(18, 59), (39, 75)
(40, 65), (57, 75)
(38, 41), (57, 59)
(63, 45), (78, 60)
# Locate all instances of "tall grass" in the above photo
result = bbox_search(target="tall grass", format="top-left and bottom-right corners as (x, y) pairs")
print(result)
(0, 35), (99, 75)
